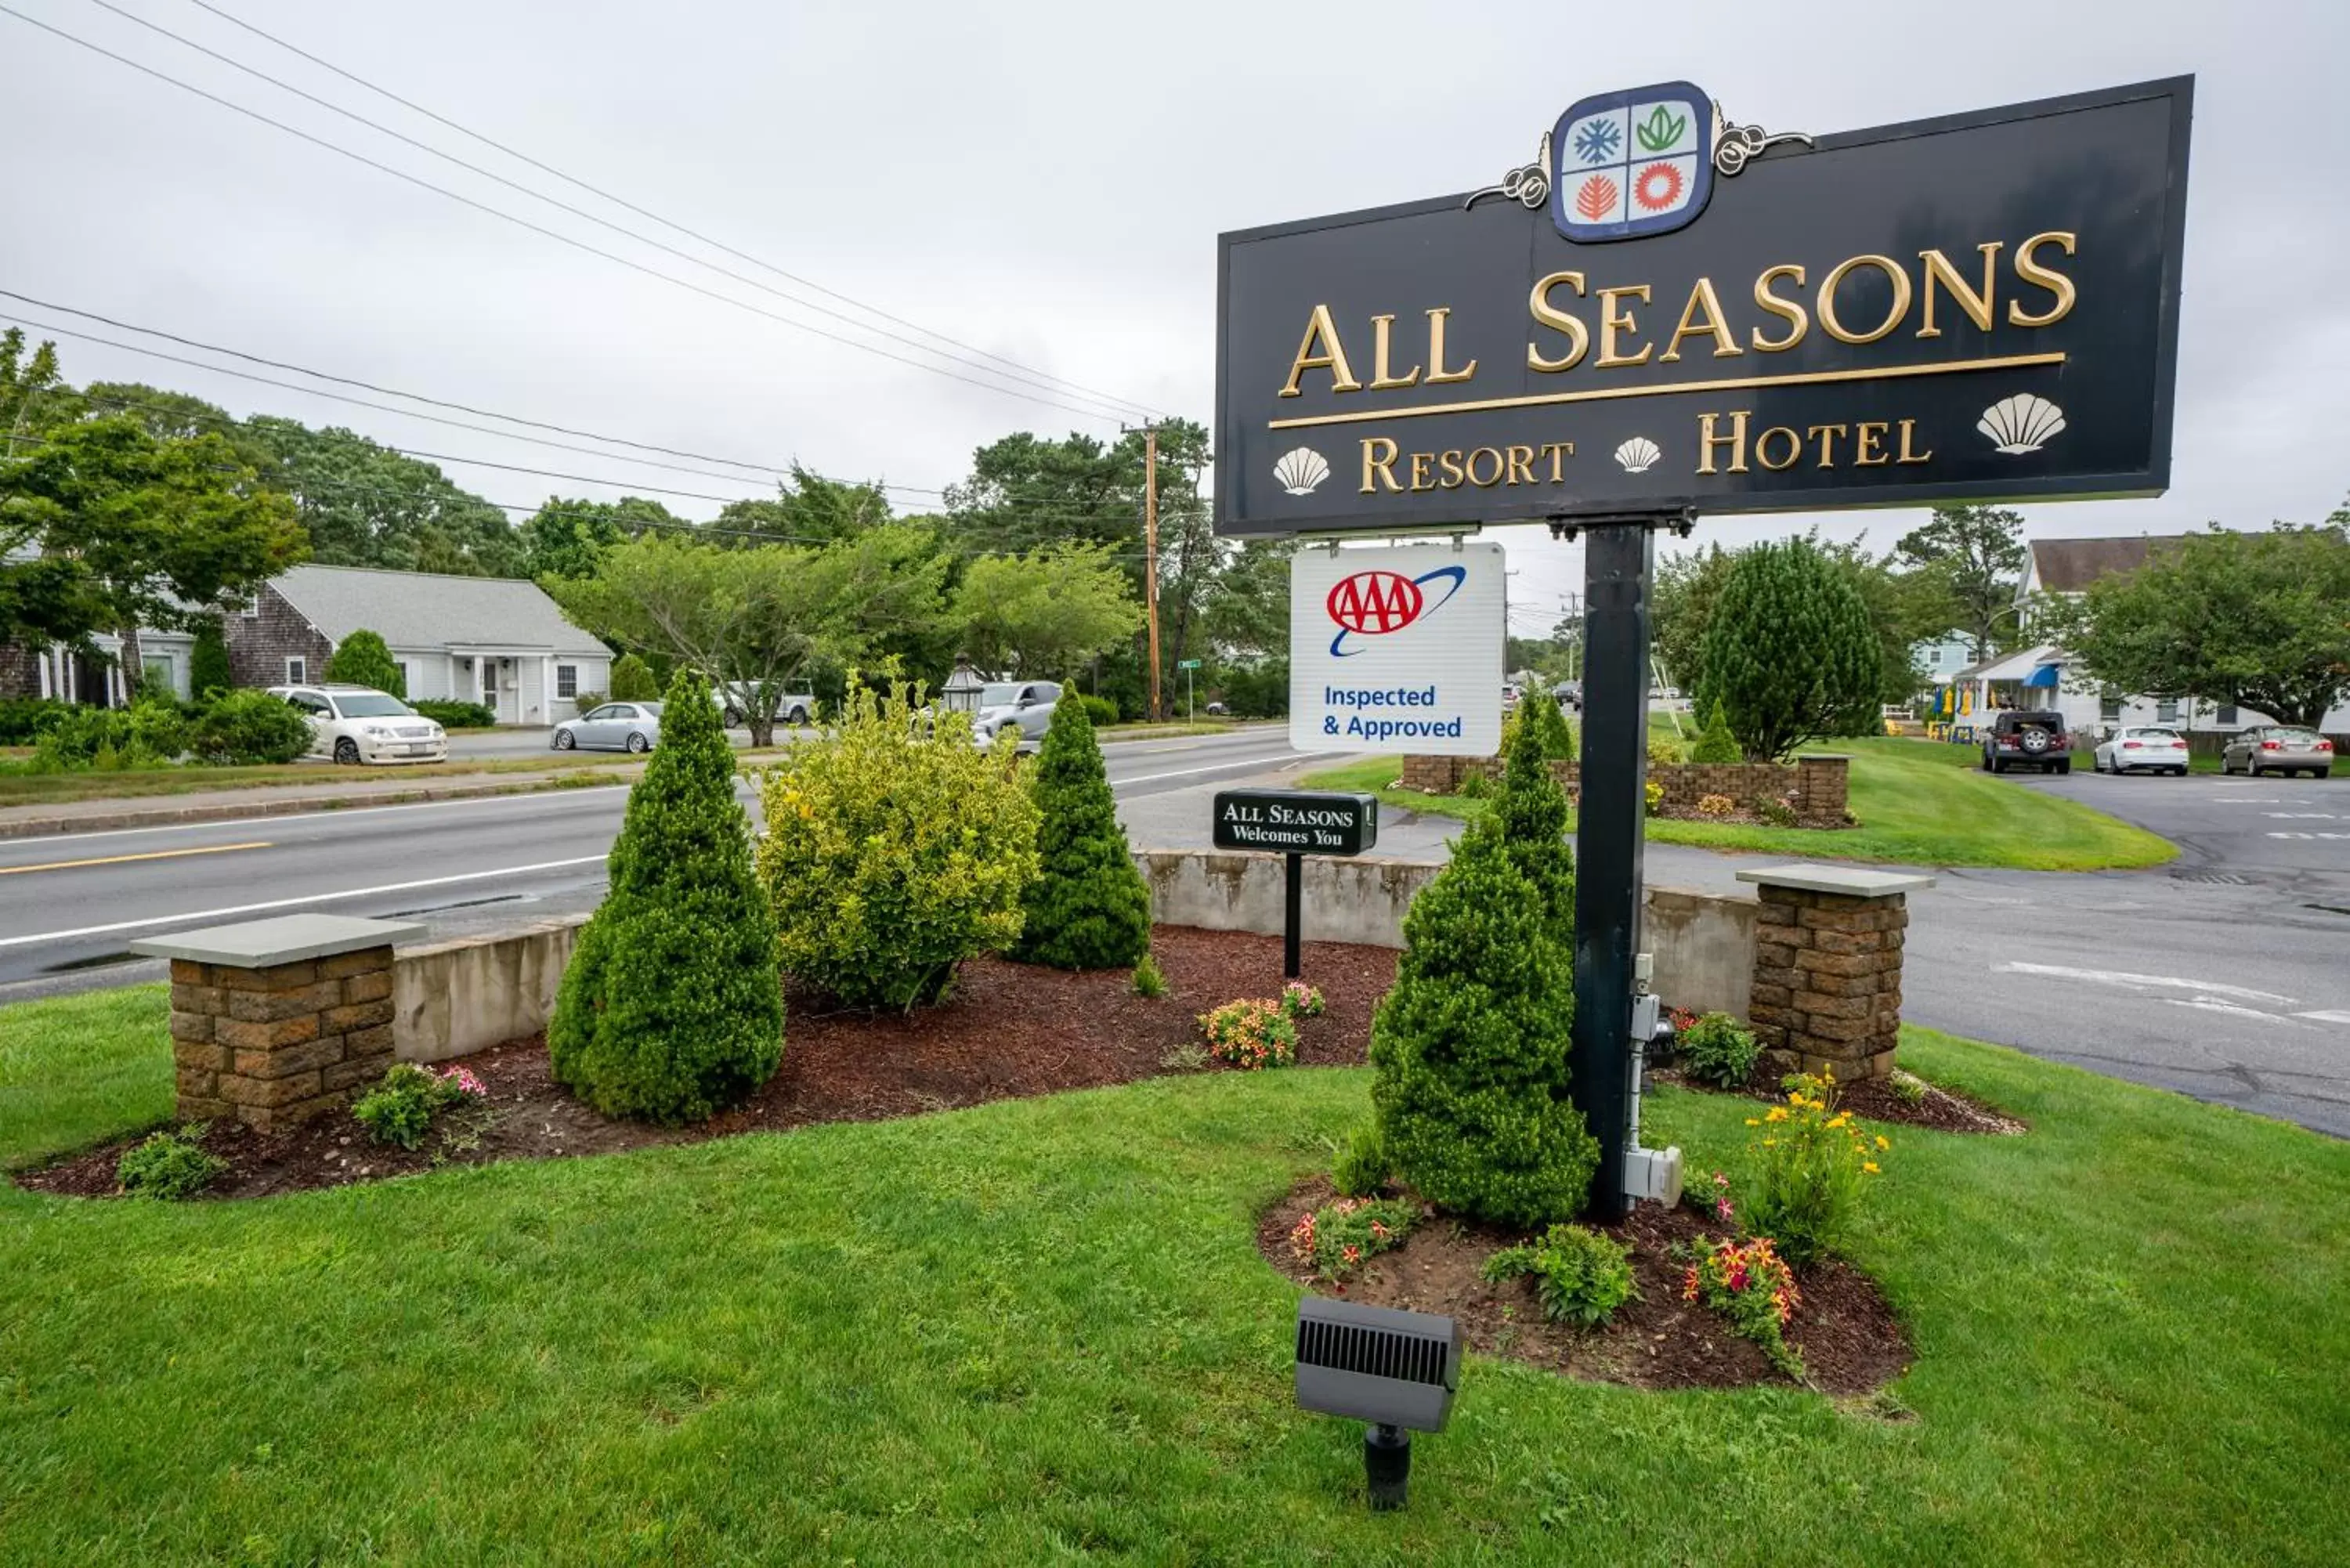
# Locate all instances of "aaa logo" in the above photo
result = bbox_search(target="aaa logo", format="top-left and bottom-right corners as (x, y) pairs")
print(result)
(1325, 566), (1466, 656)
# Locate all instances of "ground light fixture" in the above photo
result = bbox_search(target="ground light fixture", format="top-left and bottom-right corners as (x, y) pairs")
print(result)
(1293, 1296), (1462, 1510)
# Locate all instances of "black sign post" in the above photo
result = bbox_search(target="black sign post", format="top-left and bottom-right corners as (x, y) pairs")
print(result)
(1213, 78), (2190, 1215)
(1213, 789), (1379, 978)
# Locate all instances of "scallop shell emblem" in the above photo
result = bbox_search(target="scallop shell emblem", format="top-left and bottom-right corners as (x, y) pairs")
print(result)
(1274, 446), (1331, 496)
(1978, 394), (2066, 455)
(1614, 436), (1661, 474)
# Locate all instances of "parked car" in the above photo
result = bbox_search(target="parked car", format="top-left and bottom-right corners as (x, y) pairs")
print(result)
(553, 700), (664, 753)
(2093, 725), (2189, 775)
(2222, 725), (2334, 779)
(714, 682), (814, 728)
(268, 684), (448, 765)
(974, 680), (1061, 744)
(1980, 709), (2072, 775)
(1553, 681), (1582, 711)
(1502, 684), (1522, 713)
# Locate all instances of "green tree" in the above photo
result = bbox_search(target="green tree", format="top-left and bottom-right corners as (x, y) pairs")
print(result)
(245, 417), (522, 576)
(2, 417), (306, 700)
(519, 496), (681, 580)
(0, 328), (67, 457)
(549, 667), (783, 1123)
(714, 464), (892, 544)
(190, 616), (233, 698)
(955, 541), (1144, 680)
(608, 652), (660, 702)
(1896, 504), (2026, 659)
(325, 629), (405, 695)
(2049, 521), (2350, 729)
(1652, 543), (1737, 695)
(1013, 699), (1152, 970)
(1696, 539), (1882, 762)
(1690, 699), (1741, 763)
(1201, 539), (1292, 659)
(1369, 822), (1599, 1227)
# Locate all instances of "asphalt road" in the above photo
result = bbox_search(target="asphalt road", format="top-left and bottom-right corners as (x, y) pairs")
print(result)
(0, 726), (1310, 1001)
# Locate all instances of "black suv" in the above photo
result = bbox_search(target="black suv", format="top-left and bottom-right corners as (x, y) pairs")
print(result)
(1981, 710), (2073, 775)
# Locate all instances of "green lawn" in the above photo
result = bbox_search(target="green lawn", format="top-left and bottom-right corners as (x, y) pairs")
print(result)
(1303, 737), (2176, 872)
(2, 989), (2346, 1562)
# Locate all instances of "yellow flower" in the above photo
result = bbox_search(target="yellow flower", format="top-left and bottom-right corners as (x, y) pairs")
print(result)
(1875, 1135), (1890, 1151)
(1763, 1138), (1777, 1147)
(1744, 1118), (1761, 1126)
(1864, 1161), (1881, 1174)
(1828, 1114), (1849, 1129)
(1766, 1107), (1789, 1123)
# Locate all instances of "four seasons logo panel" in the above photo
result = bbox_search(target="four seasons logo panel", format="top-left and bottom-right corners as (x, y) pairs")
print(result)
(1553, 81), (1714, 242)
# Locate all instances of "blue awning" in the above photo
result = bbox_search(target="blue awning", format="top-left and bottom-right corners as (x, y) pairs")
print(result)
(2024, 662), (2061, 688)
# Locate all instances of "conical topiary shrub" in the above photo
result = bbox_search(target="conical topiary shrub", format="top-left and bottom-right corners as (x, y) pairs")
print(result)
(1013, 696), (1152, 970)
(1690, 699), (1741, 764)
(549, 667), (783, 1122)
(1491, 702), (1576, 952)
(1368, 822), (1599, 1226)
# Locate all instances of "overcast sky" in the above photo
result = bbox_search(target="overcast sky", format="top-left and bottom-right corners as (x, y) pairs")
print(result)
(5, 0), (2345, 632)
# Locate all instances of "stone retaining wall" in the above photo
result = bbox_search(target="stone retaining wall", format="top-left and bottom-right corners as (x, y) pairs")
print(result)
(1398, 753), (1849, 827)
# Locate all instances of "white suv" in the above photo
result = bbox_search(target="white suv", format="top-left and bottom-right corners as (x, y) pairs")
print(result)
(268, 683), (449, 764)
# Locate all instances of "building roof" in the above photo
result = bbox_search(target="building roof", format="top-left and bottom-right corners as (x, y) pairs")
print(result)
(271, 564), (608, 657)
(2026, 535), (2189, 594)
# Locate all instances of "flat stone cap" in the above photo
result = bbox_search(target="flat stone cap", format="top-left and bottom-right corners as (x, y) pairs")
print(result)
(131, 913), (427, 968)
(1734, 864), (1935, 898)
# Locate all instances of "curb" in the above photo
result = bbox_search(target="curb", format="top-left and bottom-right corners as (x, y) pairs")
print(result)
(0, 773), (633, 842)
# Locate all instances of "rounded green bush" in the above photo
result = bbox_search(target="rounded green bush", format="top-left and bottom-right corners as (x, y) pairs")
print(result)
(189, 689), (313, 765)
(325, 629), (404, 696)
(609, 654), (660, 702)
(116, 1125), (226, 1200)
(550, 667), (784, 1123)
(1679, 1011), (1761, 1089)
(1014, 699), (1151, 970)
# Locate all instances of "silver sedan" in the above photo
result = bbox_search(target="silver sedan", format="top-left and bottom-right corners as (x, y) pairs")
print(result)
(553, 701), (663, 753)
(2222, 726), (2335, 779)
(2093, 725), (2189, 775)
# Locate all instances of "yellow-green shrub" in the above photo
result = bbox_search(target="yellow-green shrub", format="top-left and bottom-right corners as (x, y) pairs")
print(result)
(756, 685), (1039, 1009)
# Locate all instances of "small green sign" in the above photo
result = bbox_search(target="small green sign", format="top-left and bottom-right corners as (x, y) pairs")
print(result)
(1178, 659), (1202, 670)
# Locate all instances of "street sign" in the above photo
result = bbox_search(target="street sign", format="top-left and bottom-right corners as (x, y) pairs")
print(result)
(1178, 658), (1202, 670)
(1215, 77), (2193, 537)
(1289, 541), (1506, 756)
(1213, 789), (1379, 856)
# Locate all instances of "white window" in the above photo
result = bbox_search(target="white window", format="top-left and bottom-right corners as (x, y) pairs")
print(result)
(556, 664), (579, 699)
(2217, 703), (2238, 726)
(2156, 696), (2180, 724)
(2099, 696), (2123, 724)
(285, 656), (307, 684)
(237, 593), (260, 620)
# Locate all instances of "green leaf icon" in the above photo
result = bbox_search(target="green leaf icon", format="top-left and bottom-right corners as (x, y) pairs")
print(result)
(1635, 106), (1687, 153)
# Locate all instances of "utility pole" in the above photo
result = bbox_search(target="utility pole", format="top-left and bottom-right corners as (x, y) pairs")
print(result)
(1142, 425), (1163, 722)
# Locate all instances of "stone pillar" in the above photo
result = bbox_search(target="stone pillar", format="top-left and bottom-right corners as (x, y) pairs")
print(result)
(1734, 866), (1932, 1081)
(1791, 754), (1851, 826)
(132, 916), (425, 1131)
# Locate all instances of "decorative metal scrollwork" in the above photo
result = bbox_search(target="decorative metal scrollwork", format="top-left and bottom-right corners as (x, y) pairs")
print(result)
(1712, 101), (1814, 175)
(1463, 132), (1552, 211)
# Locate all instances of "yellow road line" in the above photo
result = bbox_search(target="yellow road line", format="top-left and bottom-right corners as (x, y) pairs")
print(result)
(0, 841), (273, 876)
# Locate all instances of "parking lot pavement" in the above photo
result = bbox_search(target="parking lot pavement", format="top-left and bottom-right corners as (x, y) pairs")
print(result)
(2010, 768), (2350, 879)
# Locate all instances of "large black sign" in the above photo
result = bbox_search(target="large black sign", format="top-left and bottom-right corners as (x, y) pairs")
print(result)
(1215, 78), (2192, 536)
(1213, 789), (1379, 855)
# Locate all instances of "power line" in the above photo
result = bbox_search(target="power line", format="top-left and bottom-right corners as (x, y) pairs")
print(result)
(176, 0), (1162, 422)
(2, 302), (1187, 515)
(0, 5), (1129, 425)
(71, 0), (1151, 424)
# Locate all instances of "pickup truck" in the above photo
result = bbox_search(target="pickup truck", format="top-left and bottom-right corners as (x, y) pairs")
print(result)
(714, 682), (815, 727)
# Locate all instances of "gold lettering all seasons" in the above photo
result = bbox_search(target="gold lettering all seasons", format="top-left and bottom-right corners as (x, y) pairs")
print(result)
(1275, 232), (2078, 398)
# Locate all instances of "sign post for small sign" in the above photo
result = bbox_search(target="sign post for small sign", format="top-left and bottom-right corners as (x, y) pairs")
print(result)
(1213, 788), (1379, 977)
(1215, 78), (2191, 1216)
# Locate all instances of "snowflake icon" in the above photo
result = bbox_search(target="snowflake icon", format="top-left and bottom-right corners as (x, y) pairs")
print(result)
(1572, 118), (1622, 164)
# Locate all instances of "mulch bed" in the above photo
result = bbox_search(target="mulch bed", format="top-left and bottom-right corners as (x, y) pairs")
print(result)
(1652, 1065), (2027, 1135)
(16, 926), (1399, 1202)
(1258, 1174), (1912, 1396)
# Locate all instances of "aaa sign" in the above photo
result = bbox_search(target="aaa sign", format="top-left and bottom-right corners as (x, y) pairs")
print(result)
(1290, 541), (1504, 757)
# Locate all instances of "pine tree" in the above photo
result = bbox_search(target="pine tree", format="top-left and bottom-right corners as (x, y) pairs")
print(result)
(1695, 540), (1879, 761)
(1013, 696), (1152, 970)
(550, 667), (783, 1122)
(1690, 699), (1741, 764)
(190, 616), (232, 699)
(609, 653), (659, 701)
(324, 628), (404, 696)
(1369, 824), (1599, 1226)
(1538, 692), (1577, 763)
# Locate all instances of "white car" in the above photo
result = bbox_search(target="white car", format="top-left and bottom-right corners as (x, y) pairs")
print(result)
(269, 684), (449, 764)
(554, 701), (665, 753)
(2093, 724), (2189, 775)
